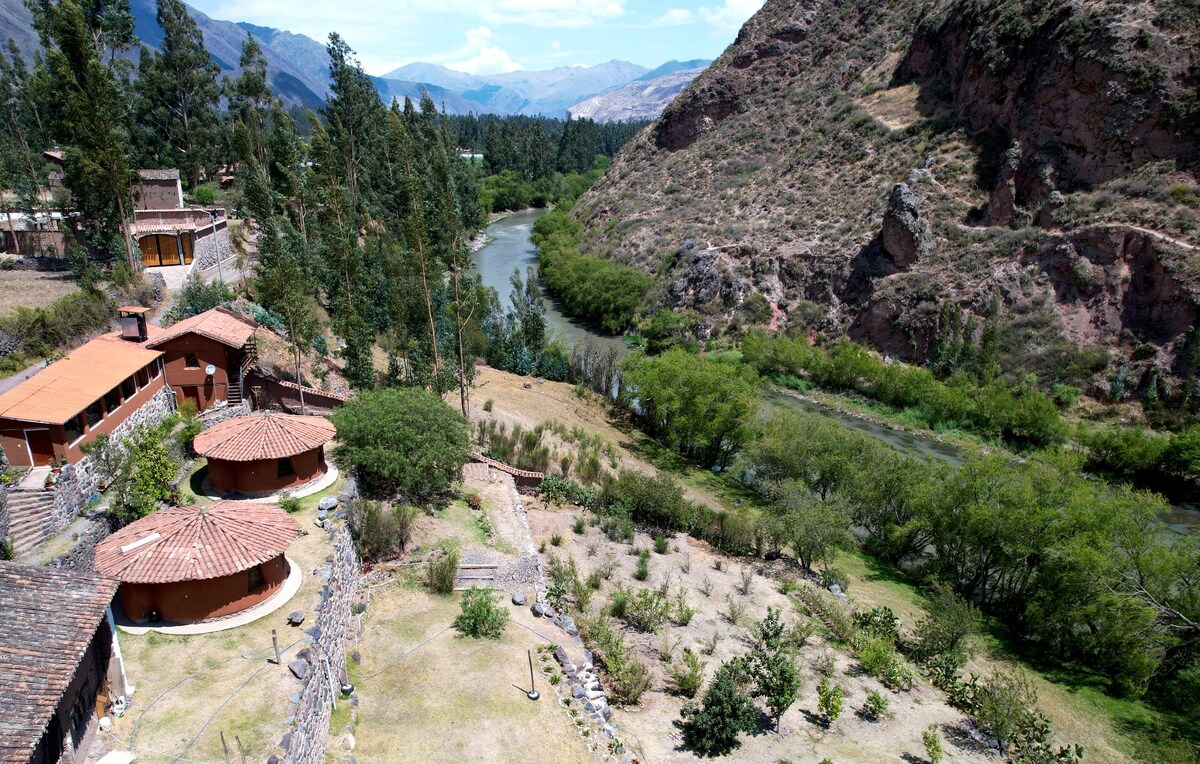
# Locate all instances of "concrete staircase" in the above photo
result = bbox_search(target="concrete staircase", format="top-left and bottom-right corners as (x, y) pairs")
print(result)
(6, 489), (58, 554)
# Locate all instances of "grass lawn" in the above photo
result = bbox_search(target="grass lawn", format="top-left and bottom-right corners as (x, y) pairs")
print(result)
(350, 586), (593, 764)
(109, 480), (342, 763)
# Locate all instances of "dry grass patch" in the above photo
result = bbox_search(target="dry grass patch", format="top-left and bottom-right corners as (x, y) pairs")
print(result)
(351, 586), (592, 764)
(0, 270), (80, 312)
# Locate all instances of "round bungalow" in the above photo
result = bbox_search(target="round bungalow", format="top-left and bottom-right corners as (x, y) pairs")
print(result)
(93, 502), (301, 624)
(195, 411), (335, 495)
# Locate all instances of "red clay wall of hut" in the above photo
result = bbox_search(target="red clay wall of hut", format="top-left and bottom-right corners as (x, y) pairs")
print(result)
(207, 447), (325, 494)
(118, 554), (288, 623)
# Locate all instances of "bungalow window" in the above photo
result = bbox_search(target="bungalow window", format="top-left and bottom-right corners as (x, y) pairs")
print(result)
(277, 458), (295, 478)
(84, 401), (103, 429)
(248, 565), (265, 592)
(136, 368), (149, 388)
(122, 376), (137, 399)
(184, 353), (199, 369)
(104, 388), (122, 413)
(64, 415), (83, 444)
(148, 362), (161, 379)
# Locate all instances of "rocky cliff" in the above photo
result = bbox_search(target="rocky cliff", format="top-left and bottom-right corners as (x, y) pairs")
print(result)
(573, 0), (1200, 392)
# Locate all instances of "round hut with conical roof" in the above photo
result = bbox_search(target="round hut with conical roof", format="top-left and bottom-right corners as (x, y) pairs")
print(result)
(94, 502), (302, 623)
(194, 411), (335, 495)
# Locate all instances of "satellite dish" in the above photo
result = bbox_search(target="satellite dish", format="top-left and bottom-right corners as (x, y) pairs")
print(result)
(205, 363), (217, 376)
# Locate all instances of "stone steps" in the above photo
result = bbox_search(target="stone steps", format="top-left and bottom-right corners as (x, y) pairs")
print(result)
(6, 490), (58, 554)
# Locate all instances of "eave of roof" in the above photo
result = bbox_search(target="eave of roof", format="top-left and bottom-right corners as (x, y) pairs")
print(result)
(147, 307), (257, 350)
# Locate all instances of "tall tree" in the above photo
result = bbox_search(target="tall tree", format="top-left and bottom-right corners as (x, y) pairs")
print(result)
(0, 44), (50, 255)
(29, 0), (139, 270)
(133, 0), (221, 188)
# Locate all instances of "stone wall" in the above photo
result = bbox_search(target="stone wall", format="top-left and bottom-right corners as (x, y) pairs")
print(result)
(280, 480), (359, 764)
(191, 226), (231, 273)
(198, 401), (250, 429)
(52, 386), (176, 530)
(0, 488), (8, 547)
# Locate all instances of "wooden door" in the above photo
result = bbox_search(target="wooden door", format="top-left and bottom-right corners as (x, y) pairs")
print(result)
(25, 428), (54, 467)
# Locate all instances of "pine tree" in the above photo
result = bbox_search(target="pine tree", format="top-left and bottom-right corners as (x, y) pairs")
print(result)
(133, 0), (221, 187)
(30, 0), (140, 270)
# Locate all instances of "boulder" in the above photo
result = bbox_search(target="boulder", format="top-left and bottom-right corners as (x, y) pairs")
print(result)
(554, 614), (578, 636)
(319, 496), (339, 511)
(287, 611), (306, 625)
(881, 183), (933, 268)
(572, 685), (586, 699)
(531, 602), (545, 617)
(511, 592), (527, 606)
(317, 509), (329, 521)
(288, 661), (308, 680)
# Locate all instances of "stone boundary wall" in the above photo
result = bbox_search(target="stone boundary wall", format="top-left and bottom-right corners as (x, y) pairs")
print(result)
(198, 401), (250, 429)
(191, 226), (231, 273)
(0, 488), (8, 547)
(52, 386), (176, 530)
(281, 481), (359, 764)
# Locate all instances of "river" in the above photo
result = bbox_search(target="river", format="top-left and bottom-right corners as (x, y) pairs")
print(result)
(474, 211), (1199, 535)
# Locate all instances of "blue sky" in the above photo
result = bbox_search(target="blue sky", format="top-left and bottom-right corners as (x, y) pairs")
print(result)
(189, 0), (764, 76)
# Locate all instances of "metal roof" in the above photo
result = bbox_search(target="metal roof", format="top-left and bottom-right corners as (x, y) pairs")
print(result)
(0, 330), (164, 425)
(194, 412), (335, 462)
(0, 563), (119, 764)
(93, 502), (301, 584)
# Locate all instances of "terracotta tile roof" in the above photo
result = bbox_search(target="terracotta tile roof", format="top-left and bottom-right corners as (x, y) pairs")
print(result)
(148, 307), (257, 350)
(93, 502), (301, 584)
(0, 562), (119, 764)
(0, 329), (164, 425)
(194, 412), (335, 462)
(138, 169), (180, 181)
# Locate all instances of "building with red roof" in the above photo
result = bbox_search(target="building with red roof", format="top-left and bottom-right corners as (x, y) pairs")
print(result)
(148, 306), (258, 412)
(194, 412), (335, 495)
(93, 502), (302, 623)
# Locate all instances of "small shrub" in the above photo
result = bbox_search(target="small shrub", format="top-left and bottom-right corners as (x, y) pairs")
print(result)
(671, 588), (695, 626)
(622, 588), (670, 632)
(680, 553), (691, 573)
(278, 492), (302, 513)
(654, 534), (669, 554)
(700, 629), (723, 656)
(854, 606), (901, 644)
(699, 576), (713, 597)
(464, 492), (483, 511)
(723, 595), (746, 626)
(668, 648), (706, 698)
(586, 570), (603, 590)
(923, 725), (944, 763)
(855, 634), (916, 691)
(573, 516), (586, 534)
(598, 556), (617, 580)
(427, 549), (460, 594)
(816, 678), (844, 726)
(454, 587), (509, 638)
(550, 532), (563, 547)
(863, 689), (890, 720)
(634, 553), (650, 581)
(714, 559), (724, 572)
(811, 649), (837, 677)
(482, 398), (494, 412)
(737, 566), (754, 596)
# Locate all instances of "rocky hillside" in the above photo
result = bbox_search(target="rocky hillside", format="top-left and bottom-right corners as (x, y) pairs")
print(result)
(569, 66), (707, 122)
(573, 0), (1200, 393)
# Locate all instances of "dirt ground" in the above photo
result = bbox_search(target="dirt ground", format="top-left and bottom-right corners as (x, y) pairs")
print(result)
(526, 503), (995, 764)
(104, 480), (344, 763)
(0, 269), (79, 311)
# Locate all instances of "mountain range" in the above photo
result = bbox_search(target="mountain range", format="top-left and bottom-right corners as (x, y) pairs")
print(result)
(0, 0), (707, 119)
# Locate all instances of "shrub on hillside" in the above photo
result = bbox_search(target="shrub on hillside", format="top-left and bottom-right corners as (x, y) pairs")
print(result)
(454, 587), (508, 638)
(675, 659), (758, 757)
(348, 498), (419, 562)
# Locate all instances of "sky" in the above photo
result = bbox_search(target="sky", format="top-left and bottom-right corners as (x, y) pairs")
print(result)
(189, 0), (765, 76)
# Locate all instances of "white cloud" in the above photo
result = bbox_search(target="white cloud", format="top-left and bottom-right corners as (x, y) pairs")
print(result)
(445, 27), (523, 74)
(551, 40), (562, 49)
(651, 8), (694, 26)
(699, 0), (763, 30)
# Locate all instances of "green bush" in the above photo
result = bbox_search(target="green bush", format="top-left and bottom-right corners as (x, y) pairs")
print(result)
(454, 587), (509, 639)
(601, 470), (694, 532)
(854, 634), (916, 691)
(278, 492), (302, 513)
(816, 678), (844, 725)
(620, 588), (669, 632)
(634, 553), (650, 581)
(427, 549), (460, 594)
(923, 725), (944, 763)
(909, 582), (979, 668)
(332, 388), (471, 501)
(675, 659), (758, 756)
(668, 648), (706, 698)
(348, 498), (418, 562)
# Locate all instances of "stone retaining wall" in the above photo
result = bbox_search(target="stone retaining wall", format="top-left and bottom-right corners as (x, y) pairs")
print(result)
(52, 386), (176, 530)
(281, 481), (359, 764)
(0, 488), (8, 548)
(199, 401), (250, 429)
(191, 226), (231, 273)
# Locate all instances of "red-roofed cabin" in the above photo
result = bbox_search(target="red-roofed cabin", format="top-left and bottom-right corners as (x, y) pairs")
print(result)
(148, 307), (258, 412)
(0, 308), (167, 467)
(194, 412), (335, 495)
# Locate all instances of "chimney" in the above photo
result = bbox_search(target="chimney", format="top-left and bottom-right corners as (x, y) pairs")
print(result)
(118, 306), (151, 342)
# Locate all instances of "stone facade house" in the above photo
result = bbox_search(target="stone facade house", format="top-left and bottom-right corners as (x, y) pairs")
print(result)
(0, 562), (128, 764)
